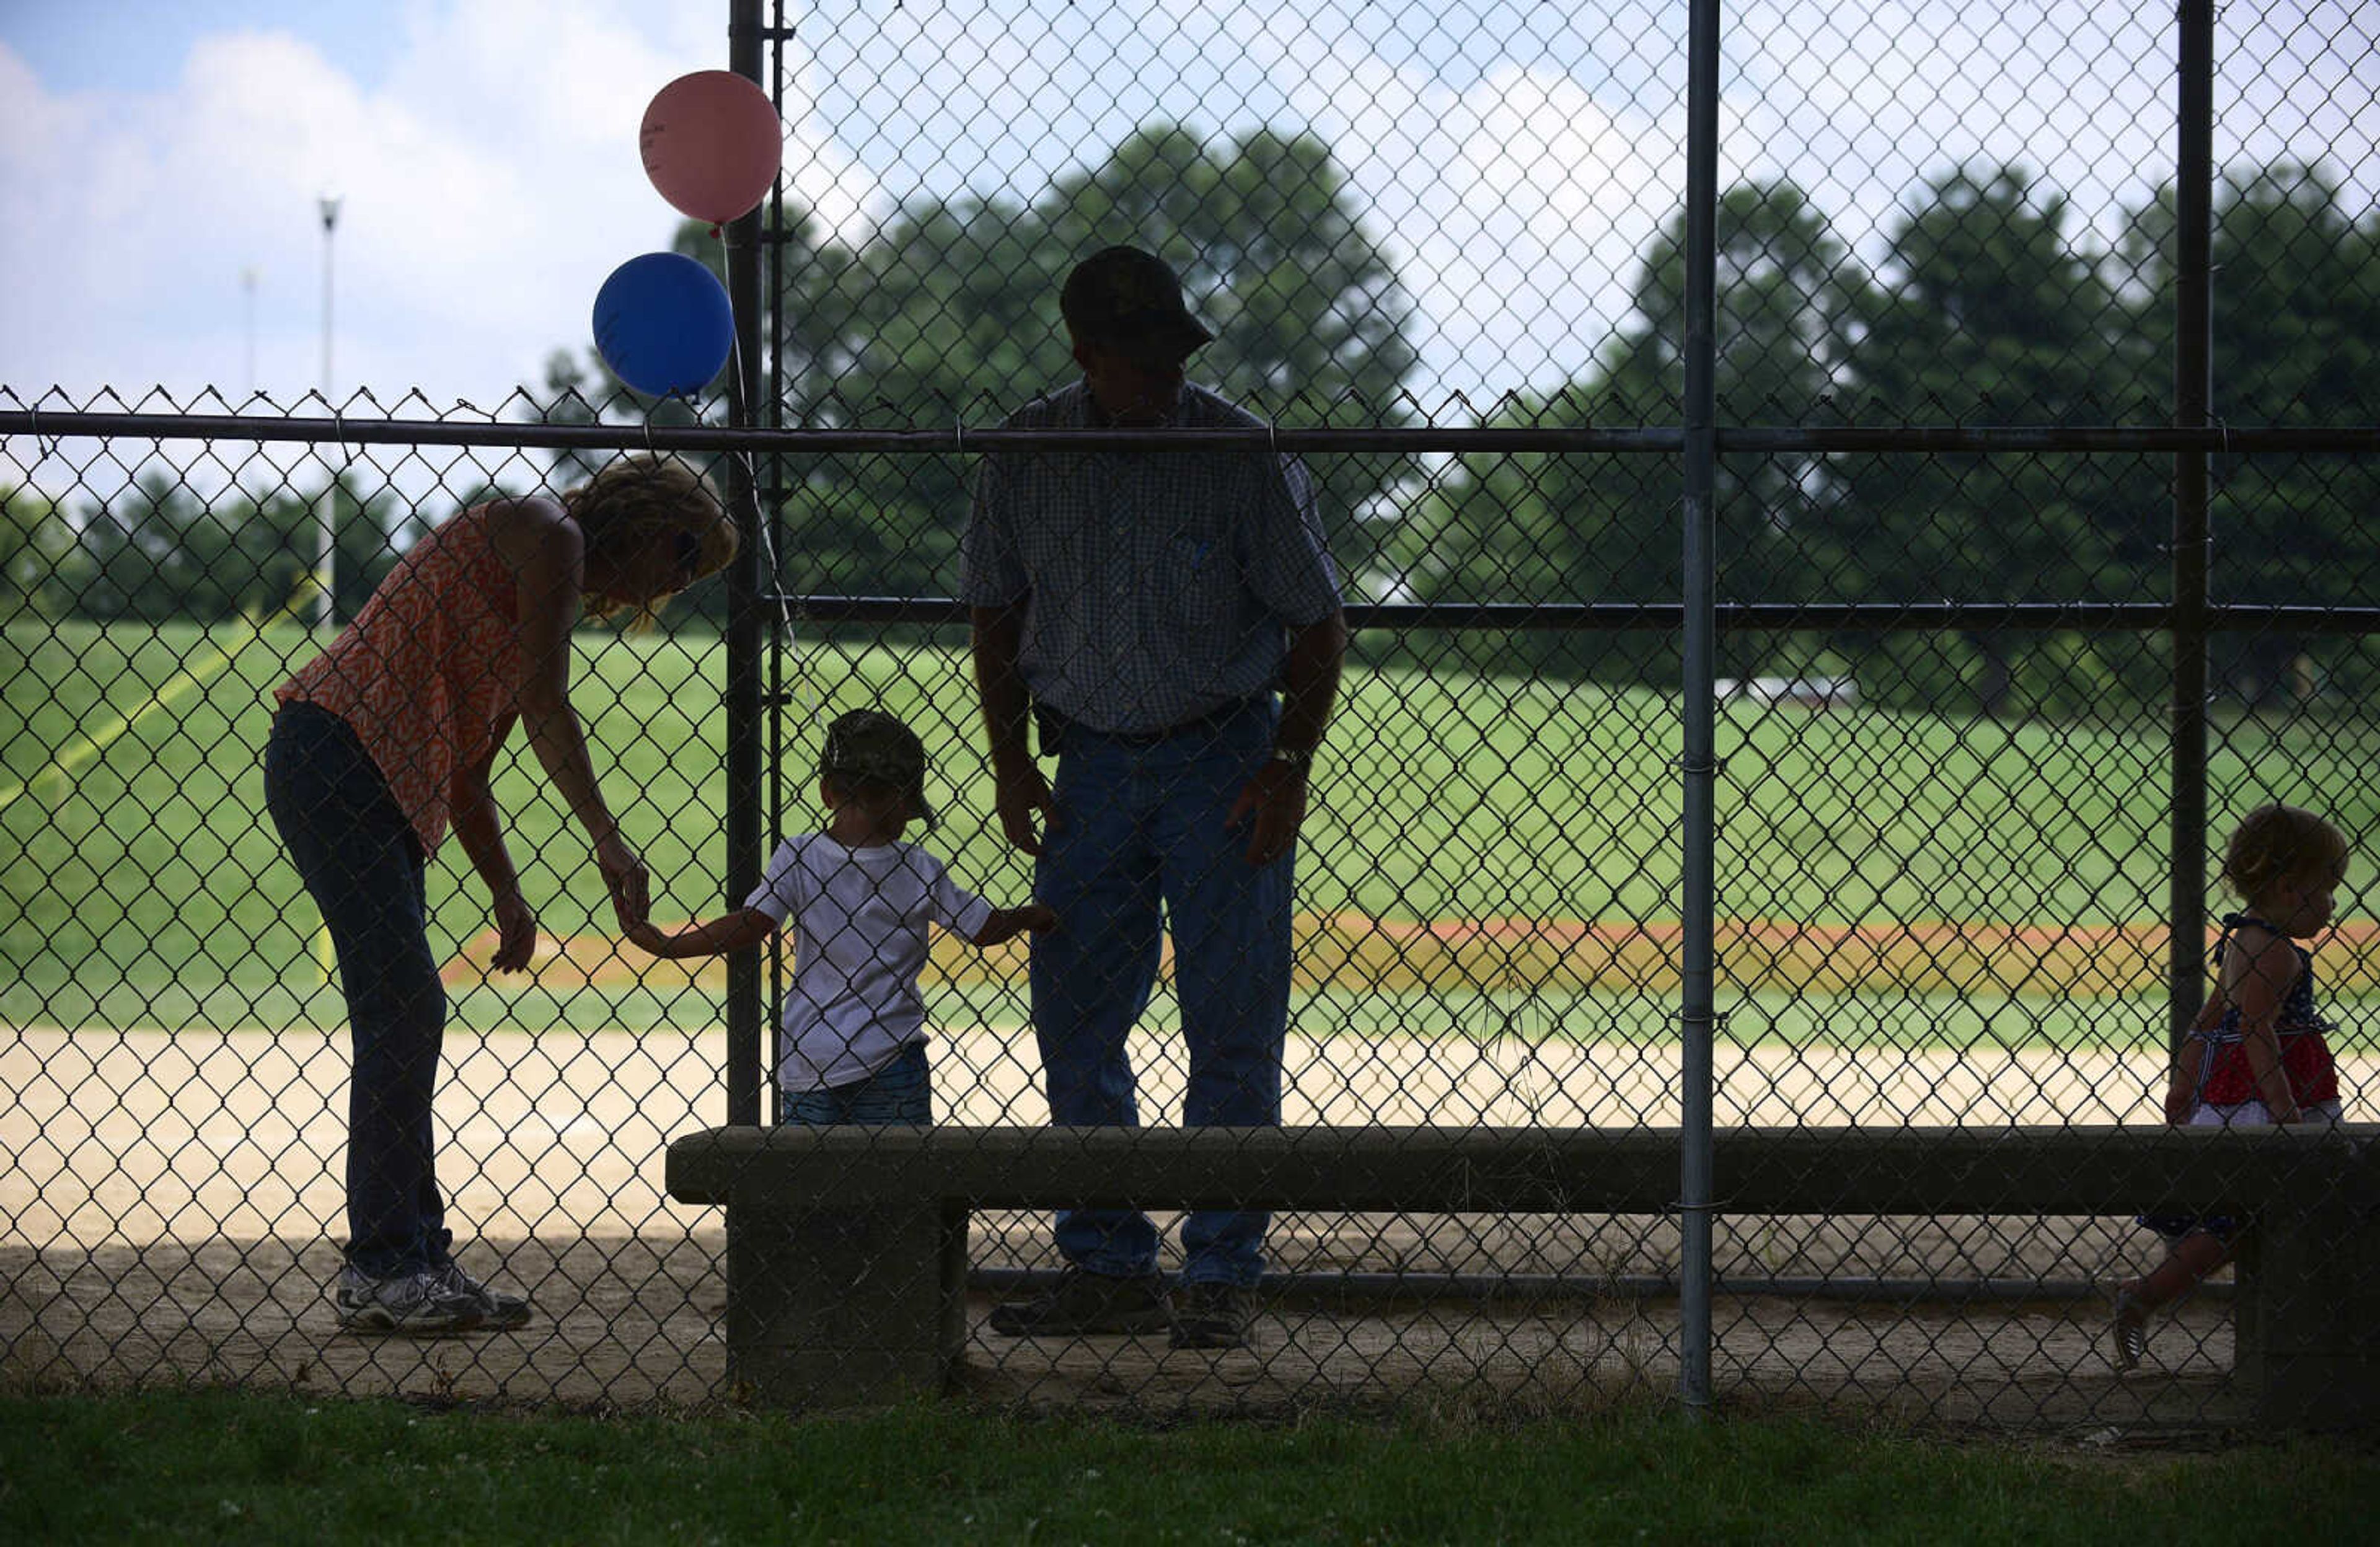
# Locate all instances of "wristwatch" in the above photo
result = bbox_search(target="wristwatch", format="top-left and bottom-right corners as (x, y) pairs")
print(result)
(1269, 746), (1313, 771)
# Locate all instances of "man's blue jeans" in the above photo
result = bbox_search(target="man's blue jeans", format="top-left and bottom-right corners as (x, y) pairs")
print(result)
(263, 701), (454, 1279)
(1029, 698), (1291, 1288)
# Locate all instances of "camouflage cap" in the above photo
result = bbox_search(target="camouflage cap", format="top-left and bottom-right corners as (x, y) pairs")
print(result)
(819, 708), (935, 830)
(1059, 244), (1214, 365)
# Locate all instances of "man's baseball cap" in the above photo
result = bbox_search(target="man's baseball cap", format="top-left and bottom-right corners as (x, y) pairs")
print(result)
(1059, 245), (1214, 364)
(819, 708), (935, 830)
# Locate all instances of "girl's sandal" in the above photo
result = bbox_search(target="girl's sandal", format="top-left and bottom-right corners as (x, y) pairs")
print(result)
(2107, 1287), (2149, 1372)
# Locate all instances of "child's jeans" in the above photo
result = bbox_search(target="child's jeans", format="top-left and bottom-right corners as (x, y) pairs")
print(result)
(780, 1041), (932, 1125)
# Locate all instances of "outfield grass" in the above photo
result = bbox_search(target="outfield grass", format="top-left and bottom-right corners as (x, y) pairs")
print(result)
(5, 1390), (2376, 1546)
(7, 619), (2378, 1045)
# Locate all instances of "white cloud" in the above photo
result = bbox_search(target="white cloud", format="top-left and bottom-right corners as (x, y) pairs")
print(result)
(3, 0), (2372, 420)
(1731, 1), (2380, 270)
(0, 2), (875, 410)
(1266, 40), (1688, 401)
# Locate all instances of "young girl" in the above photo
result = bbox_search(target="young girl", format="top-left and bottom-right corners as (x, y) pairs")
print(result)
(627, 708), (1054, 1124)
(2111, 802), (2349, 1370)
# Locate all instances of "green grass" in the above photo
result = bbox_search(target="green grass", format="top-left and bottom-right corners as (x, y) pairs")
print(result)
(4, 1390), (2376, 1545)
(7, 619), (2379, 1045)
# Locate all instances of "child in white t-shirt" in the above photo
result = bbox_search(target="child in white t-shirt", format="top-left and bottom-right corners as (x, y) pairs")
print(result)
(627, 709), (1054, 1123)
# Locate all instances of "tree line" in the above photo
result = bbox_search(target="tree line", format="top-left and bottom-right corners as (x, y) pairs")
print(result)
(8, 125), (2376, 717)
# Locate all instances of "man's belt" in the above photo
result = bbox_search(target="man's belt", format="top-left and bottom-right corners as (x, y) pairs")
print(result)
(1034, 695), (1264, 753)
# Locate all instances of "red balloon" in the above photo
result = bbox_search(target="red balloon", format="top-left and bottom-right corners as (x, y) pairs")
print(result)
(640, 70), (782, 225)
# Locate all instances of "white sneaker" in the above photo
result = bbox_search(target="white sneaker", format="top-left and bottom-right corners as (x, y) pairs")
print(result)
(334, 1265), (485, 1335)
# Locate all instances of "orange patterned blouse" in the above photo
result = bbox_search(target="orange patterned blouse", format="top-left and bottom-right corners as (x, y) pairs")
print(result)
(275, 506), (525, 858)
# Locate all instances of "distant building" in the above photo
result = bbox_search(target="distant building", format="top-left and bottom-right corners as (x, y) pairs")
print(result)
(1714, 675), (1859, 710)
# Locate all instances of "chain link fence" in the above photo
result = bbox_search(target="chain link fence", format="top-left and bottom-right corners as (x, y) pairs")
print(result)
(5, 0), (2378, 1426)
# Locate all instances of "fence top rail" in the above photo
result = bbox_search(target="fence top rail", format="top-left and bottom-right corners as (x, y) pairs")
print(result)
(774, 596), (2380, 635)
(6, 410), (2379, 457)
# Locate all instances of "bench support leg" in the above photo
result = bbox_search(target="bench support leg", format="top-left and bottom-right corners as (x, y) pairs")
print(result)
(2232, 1193), (2380, 1427)
(723, 1191), (967, 1408)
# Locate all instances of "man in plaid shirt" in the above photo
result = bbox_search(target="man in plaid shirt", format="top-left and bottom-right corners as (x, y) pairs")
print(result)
(961, 245), (1348, 1350)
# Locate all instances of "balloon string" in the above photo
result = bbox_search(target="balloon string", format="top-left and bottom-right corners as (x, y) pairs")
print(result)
(721, 331), (808, 723)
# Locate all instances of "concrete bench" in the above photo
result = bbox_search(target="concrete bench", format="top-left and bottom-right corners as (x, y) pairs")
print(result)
(664, 1123), (2379, 1423)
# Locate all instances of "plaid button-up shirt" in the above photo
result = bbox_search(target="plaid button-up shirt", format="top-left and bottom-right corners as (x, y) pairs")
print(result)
(959, 379), (1341, 735)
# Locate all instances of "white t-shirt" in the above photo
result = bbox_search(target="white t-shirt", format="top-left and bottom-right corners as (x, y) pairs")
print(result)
(743, 832), (994, 1093)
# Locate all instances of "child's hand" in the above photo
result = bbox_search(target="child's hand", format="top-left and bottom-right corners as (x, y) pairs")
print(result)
(2164, 1037), (2206, 1126)
(623, 920), (671, 956)
(972, 902), (1059, 948)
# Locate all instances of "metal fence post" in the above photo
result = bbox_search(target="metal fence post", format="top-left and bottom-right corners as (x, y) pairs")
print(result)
(722, 0), (769, 1127)
(2169, 0), (2214, 1057)
(1677, 0), (1722, 1417)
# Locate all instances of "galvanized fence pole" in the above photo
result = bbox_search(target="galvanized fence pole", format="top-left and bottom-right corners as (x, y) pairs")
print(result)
(722, 0), (769, 1126)
(2168, 0), (2215, 1057)
(1677, 0), (1722, 1417)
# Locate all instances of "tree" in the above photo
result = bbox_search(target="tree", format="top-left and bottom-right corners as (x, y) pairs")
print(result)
(720, 123), (1424, 607)
(1835, 165), (2159, 713)
(1042, 126), (1418, 415)
(320, 473), (411, 622)
(1041, 125), (1421, 576)
(1602, 181), (1866, 620)
(2125, 162), (2380, 705)
(47, 470), (399, 627)
(219, 483), (323, 622)
(1372, 182), (1872, 687)
(785, 193), (1059, 604)
(1, 485), (71, 621)
(1368, 384), (1674, 684)
(54, 473), (212, 624)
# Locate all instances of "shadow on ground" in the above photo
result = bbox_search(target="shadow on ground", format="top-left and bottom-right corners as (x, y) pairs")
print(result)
(1, 1234), (2244, 1434)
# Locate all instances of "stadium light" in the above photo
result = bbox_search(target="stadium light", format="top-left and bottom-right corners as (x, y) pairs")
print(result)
(314, 193), (343, 630)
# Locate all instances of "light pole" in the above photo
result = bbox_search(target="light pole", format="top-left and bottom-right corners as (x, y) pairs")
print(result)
(314, 195), (342, 630)
(240, 265), (259, 395)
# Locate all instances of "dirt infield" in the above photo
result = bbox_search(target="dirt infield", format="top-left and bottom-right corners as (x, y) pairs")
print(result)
(446, 914), (2380, 1000)
(3, 1026), (2321, 1426)
(1, 1025), (2224, 1251)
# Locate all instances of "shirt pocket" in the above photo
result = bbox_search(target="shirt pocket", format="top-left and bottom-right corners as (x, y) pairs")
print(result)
(1161, 532), (1228, 633)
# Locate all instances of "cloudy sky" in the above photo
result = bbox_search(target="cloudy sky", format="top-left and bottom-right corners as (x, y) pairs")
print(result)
(2, 1), (2372, 418)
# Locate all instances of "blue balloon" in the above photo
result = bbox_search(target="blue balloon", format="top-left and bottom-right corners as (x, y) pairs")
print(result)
(591, 252), (734, 397)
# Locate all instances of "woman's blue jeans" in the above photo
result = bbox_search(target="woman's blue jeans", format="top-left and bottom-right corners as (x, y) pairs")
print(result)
(263, 702), (454, 1278)
(1029, 698), (1291, 1288)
